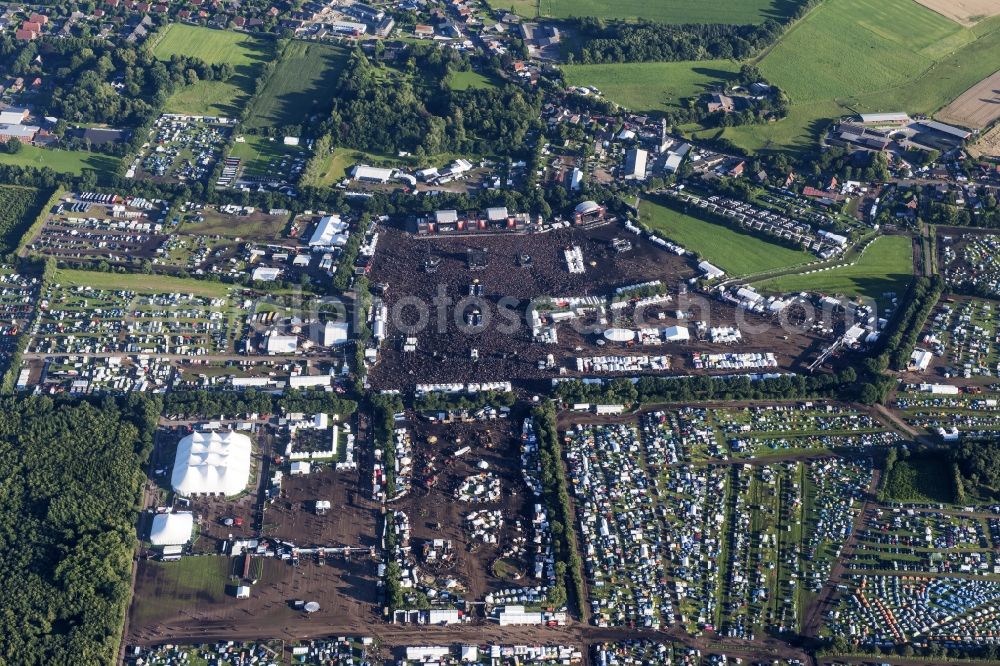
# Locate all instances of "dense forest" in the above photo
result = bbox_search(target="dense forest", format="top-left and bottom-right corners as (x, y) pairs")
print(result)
(318, 47), (542, 159)
(0, 394), (160, 665)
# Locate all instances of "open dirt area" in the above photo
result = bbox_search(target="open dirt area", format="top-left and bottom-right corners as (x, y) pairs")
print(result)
(368, 223), (835, 389)
(936, 69), (1000, 129)
(129, 423), (382, 643)
(390, 411), (536, 610)
(914, 0), (1000, 27)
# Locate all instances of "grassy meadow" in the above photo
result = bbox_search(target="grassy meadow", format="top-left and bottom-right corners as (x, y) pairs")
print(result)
(639, 198), (813, 277)
(755, 235), (913, 302)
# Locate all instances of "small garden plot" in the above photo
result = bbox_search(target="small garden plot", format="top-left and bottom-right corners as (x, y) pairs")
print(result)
(942, 233), (1000, 297)
(922, 299), (1000, 378)
(564, 423), (672, 628)
(828, 575), (1000, 649)
(133, 116), (233, 184)
(127, 640), (283, 666)
(716, 404), (897, 457)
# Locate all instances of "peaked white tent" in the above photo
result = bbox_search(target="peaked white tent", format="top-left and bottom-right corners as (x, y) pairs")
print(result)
(150, 512), (194, 546)
(171, 431), (252, 497)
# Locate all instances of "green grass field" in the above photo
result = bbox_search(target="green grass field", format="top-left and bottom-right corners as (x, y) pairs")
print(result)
(130, 557), (231, 627)
(563, 60), (740, 114)
(489, 0), (804, 24)
(717, 0), (1000, 153)
(755, 235), (913, 301)
(53, 268), (232, 298)
(230, 135), (306, 175)
(246, 41), (349, 129)
(449, 69), (500, 91)
(154, 24), (273, 117)
(639, 198), (813, 277)
(0, 145), (118, 177)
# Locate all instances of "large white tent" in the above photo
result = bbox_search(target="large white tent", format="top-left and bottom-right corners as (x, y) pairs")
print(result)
(150, 512), (194, 546)
(171, 431), (252, 497)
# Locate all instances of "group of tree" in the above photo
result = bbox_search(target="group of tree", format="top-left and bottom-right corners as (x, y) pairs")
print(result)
(316, 47), (542, 160)
(163, 387), (356, 419)
(0, 393), (161, 664)
(413, 390), (515, 414)
(532, 402), (584, 614)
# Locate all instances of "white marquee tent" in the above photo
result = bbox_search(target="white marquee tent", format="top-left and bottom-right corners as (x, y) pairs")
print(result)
(171, 431), (252, 497)
(150, 512), (194, 546)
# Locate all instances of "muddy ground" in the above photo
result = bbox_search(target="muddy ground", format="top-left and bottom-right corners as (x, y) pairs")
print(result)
(368, 223), (834, 388)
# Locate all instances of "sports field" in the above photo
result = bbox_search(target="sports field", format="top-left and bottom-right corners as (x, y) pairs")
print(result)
(562, 60), (740, 115)
(489, 0), (804, 24)
(154, 24), (273, 117)
(0, 145), (119, 177)
(755, 235), (913, 302)
(246, 41), (349, 129)
(718, 0), (1000, 153)
(639, 199), (813, 277)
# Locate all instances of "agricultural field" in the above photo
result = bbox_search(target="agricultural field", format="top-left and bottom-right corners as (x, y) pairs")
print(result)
(0, 185), (45, 254)
(154, 25), (274, 118)
(489, 0), (805, 24)
(915, 0), (1000, 27)
(246, 41), (349, 130)
(638, 198), (813, 277)
(715, 0), (1000, 153)
(0, 145), (119, 177)
(562, 60), (740, 115)
(935, 69), (1000, 129)
(755, 235), (913, 303)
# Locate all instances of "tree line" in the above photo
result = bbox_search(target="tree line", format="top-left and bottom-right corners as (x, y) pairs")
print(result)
(0, 393), (161, 664)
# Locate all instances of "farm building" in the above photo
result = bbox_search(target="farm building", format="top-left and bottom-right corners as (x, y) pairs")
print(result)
(859, 112), (909, 126)
(624, 148), (648, 180)
(149, 512), (194, 546)
(171, 430), (253, 497)
(0, 107), (28, 124)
